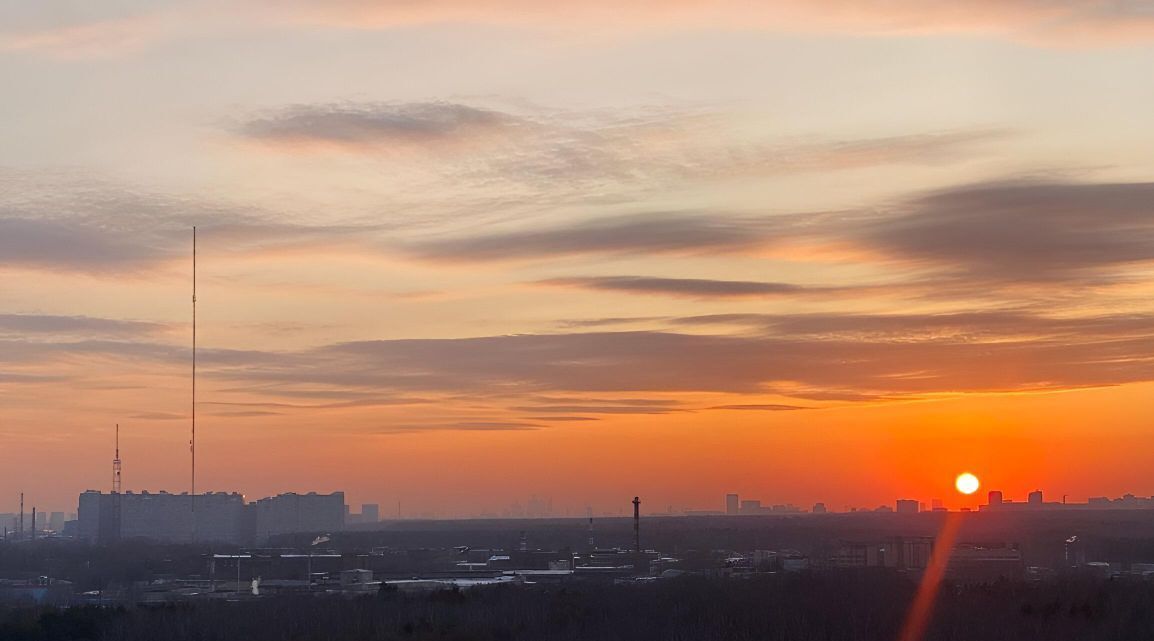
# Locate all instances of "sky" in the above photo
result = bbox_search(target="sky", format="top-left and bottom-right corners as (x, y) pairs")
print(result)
(3, 0), (1154, 517)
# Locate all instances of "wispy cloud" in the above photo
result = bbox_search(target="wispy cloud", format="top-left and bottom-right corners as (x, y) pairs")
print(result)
(859, 180), (1154, 285)
(280, 0), (1154, 45)
(373, 421), (542, 434)
(7, 0), (1153, 60)
(0, 314), (169, 338)
(239, 102), (527, 151)
(5, 306), (1154, 422)
(406, 212), (781, 263)
(192, 316), (1154, 400)
(0, 175), (381, 274)
(708, 404), (811, 411)
(537, 276), (826, 299)
(238, 101), (1003, 196)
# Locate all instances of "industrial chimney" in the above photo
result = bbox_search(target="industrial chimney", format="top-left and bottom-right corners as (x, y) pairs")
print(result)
(632, 496), (640, 554)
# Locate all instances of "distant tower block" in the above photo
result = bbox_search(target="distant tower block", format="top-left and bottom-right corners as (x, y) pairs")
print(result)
(726, 493), (739, 516)
(988, 490), (1003, 506)
(632, 496), (641, 553)
(587, 514), (595, 549)
(112, 423), (122, 494)
(361, 504), (379, 523)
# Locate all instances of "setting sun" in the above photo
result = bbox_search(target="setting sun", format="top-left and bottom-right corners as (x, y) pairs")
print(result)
(955, 473), (980, 495)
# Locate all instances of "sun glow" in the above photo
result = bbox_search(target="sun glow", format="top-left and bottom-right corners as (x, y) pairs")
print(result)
(955, 472), (980, 495)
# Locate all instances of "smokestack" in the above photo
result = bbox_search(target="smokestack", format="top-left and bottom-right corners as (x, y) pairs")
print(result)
(632, 496), (640, 554)
(18, 493), (23, 541)
(31, 507), (36, 541)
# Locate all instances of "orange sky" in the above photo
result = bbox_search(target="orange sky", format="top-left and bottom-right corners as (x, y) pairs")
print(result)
(2, 1), (1154, 516)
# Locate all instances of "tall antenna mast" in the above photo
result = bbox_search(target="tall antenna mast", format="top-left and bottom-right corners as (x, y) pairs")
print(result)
(112, 423), (122, 494)
(191, 226), (197, 542)
(192, 228), (197, 498)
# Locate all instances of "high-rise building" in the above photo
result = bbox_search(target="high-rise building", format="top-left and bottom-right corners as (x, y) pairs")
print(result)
(988, 490), (1003, 507)
(812, 502), (827, 514)
(1028, 490), (1043, 505)
(78, 490), (345, 545)
(725, 494), (739, 515)
(252, 492), (345, 543)
(78, 491), (246, 544)
(895, 499), (919, 514)
(361, 503), (380, 523)
(48, 512), (65, 532)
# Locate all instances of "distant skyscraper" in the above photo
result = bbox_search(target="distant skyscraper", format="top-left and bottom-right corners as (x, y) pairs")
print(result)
(895, 499), (919, 514)
(361, 503), (379, 523)
(931, 498), (944, 511)
(1028, 490), (1043, 505)
(812, 502), (827, 514)
(726, 493), (739, 515)
(988, 490), (1003, 506)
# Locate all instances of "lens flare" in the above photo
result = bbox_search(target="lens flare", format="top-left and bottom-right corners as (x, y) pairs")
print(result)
(955, 472), (980, 495)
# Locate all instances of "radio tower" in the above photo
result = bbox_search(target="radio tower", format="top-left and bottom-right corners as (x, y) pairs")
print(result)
(112, 423), (122, 493)
(191, 226), (198, 542)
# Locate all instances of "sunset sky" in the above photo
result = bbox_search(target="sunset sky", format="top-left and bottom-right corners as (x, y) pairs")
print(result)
(3, 1), (1154, 517)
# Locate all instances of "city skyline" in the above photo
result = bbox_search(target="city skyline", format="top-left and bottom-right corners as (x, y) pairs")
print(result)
(4, 2), (1154, 516)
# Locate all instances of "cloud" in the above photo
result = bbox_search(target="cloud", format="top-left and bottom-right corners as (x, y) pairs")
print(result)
(238, 101), (1003, 196)
(484, 180), (1154, 299)
(374, 421), (542, 434)
(0, 175), (382, 274)
(0, 218), (170, 274)
(8, 0), (1154, 59)
(280, 0), (1154, 45)
(538, 276), (820, 299)
(673, 310), (1154, 341)
(207, 315), (1154, 399)
(512, 404), (687, 415)
(0, 314), (169, 338)
(0, 372), (65, 384)
(239, 102), (526, 151)
(708, 404), (811, 411)
(129, 412), (186, 420)
(556, 317), (668, 329)
(6, 307), (1154, 412)
(209, 410), (285, 417)
(859, 180), (1154, 284)
(407, 212), (780, 263)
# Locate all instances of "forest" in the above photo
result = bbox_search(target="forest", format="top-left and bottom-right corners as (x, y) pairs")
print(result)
(3, 572), (1154, 641)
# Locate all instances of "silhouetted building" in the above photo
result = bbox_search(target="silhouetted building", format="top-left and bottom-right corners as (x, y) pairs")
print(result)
(252, 492), (345, 543)
(812, 502), (827, 514)
(362, 503), (380, 523)
(988, 490), (1003, 506)
(895, 499), (918, 514)
(78, 490), (345, 545)
(947, 545), (1024, 583)
(830, 537), (933, 570)
(78, 491), (246, 544)
(726, 494), (739, 515)
(1028, 490), (1043, 506)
